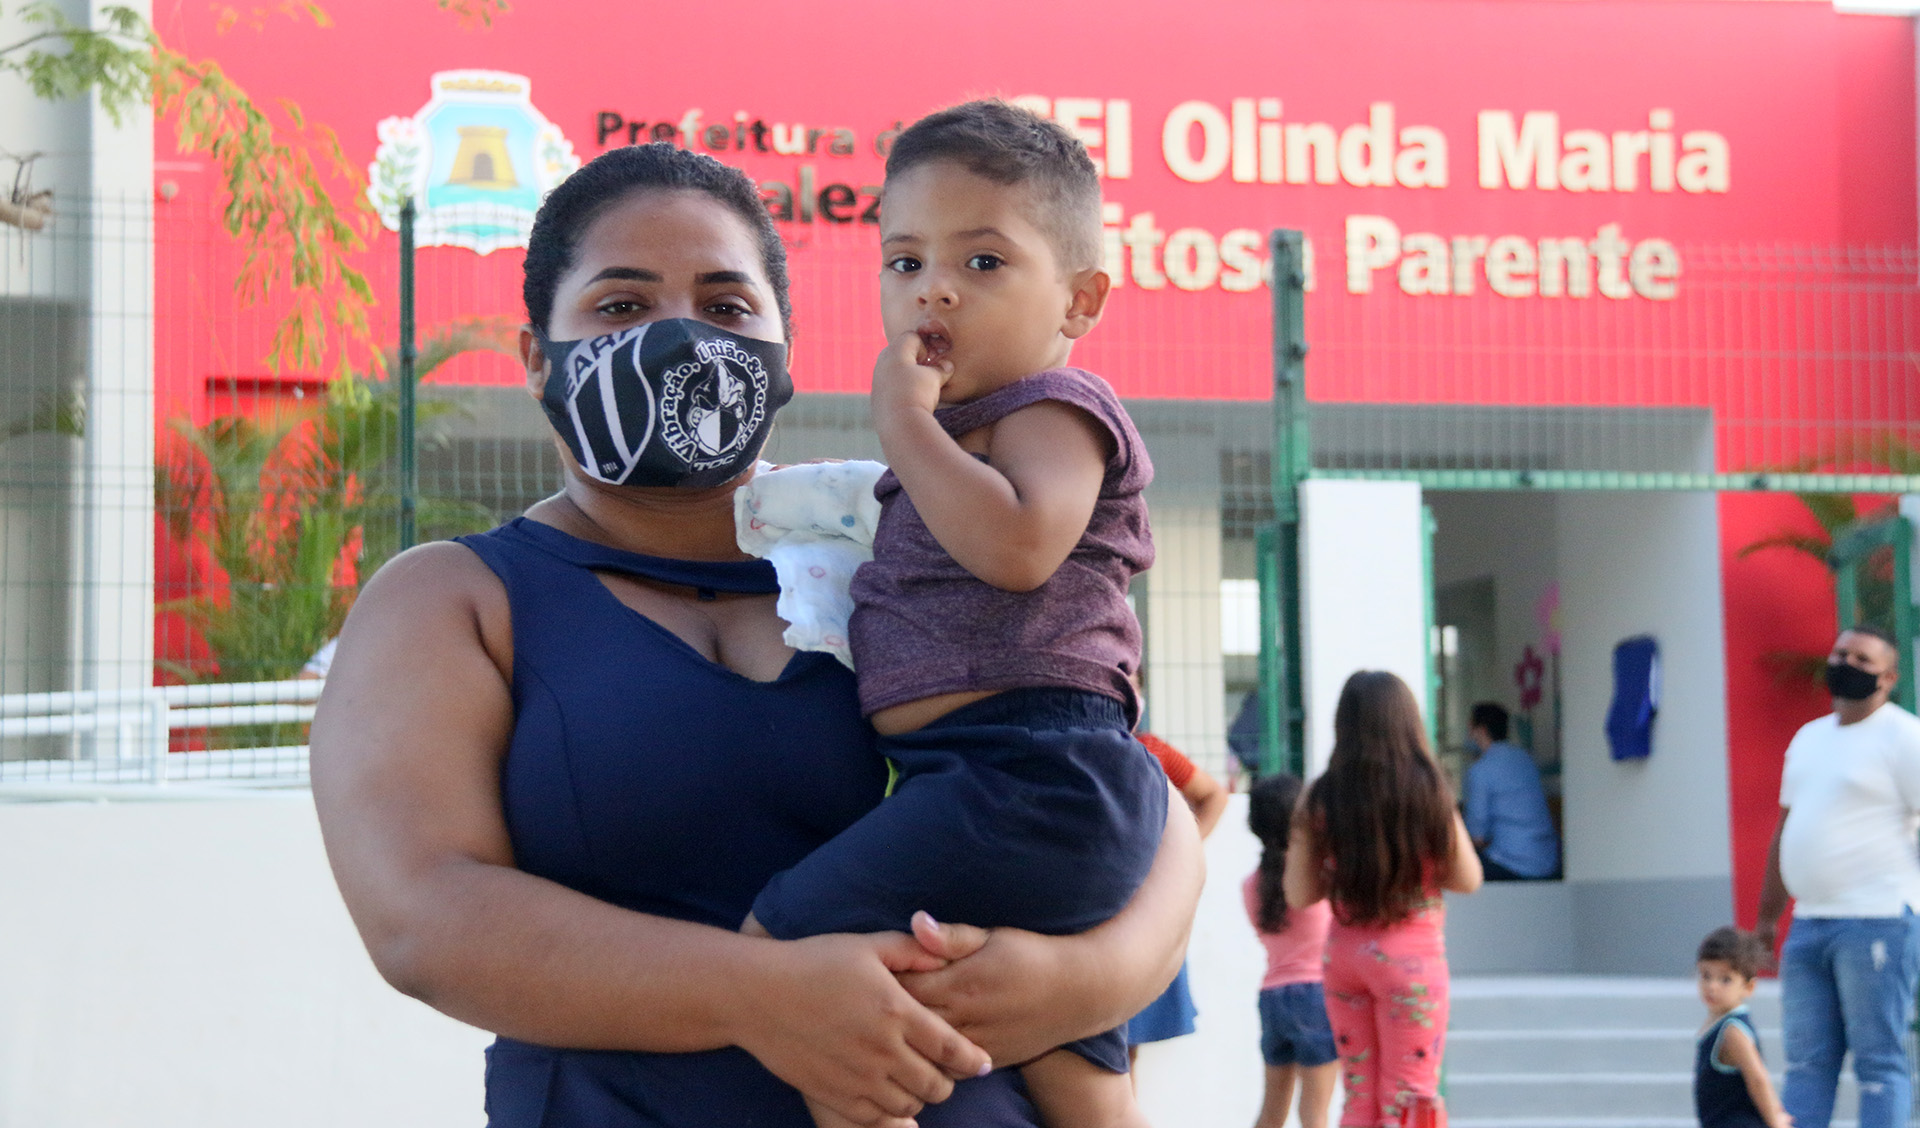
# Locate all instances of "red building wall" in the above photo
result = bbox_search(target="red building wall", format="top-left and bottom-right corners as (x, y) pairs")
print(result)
(150, 0), (1920, 919)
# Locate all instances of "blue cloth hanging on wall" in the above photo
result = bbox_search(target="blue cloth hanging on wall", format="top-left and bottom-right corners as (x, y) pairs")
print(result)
(1606, 635), (1660, 761)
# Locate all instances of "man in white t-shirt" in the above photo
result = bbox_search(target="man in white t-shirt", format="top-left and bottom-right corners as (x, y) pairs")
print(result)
(1756, 625), (1920, 1128)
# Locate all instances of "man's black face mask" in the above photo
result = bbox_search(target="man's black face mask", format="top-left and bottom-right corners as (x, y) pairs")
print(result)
(1825, 660), (1883, 702)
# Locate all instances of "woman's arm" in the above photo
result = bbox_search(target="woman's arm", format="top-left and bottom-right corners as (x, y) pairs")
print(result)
(1282, 816), (1330, 909)
(310, 544), (986, 1126)
(1443, 809), (1485, 894)
(895, 785), (1204, 1066)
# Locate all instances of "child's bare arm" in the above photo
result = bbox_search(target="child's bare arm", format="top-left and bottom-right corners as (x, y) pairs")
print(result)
(1282, 818), (1330, 908)
(1443, 810), (1485, 894)
(871, 333), (1109, 592)
(1718, 1021), (1793, 1128)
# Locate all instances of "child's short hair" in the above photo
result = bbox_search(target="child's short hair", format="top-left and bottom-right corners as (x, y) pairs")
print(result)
(884, 99), (1103, 273)
(1697, 926), (1767, 979)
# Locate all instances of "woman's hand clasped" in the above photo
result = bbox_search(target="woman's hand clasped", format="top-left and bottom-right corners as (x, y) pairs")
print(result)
(733, 930), (991, 1128)
(895, 912), (1089, 1068)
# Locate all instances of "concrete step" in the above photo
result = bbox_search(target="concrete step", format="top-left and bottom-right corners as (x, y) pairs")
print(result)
(1450, 975), (1780, 1031)
(1445, 1072), (1694, 1118)
(1451, 1121), (1861, 1128)
(1451, 1119), (1693, 1128)
(1447, 1027), (1757, 1073)
(1445, 1066), (1857, 1121)
(1442, 976), (1861, 1122)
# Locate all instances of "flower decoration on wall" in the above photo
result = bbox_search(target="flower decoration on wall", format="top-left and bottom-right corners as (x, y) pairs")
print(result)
(1535, 582), (1563, 655)
(1515, 645), (1546, 710)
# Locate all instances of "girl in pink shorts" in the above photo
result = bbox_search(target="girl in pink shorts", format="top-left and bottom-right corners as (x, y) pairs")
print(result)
(1282, 672), (1484, 1128)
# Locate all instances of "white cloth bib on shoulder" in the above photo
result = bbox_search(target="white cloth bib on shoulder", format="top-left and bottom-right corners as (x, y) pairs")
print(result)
(734, 460), (886, 669)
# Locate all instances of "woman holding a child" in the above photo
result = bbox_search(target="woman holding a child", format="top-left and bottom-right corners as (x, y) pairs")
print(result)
(308, 114), (1201, 1128)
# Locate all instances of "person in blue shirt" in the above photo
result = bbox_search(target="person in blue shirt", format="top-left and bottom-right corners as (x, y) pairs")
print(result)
(1463, 702), (1562, 880)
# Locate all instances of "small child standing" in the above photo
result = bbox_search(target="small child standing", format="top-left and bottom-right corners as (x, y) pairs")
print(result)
(1284, 671), (1483, 1128)
(1695, 927), (1792, 1128)
(744, 101), (1167, 1128)
(1246, 772), (1338, 1128)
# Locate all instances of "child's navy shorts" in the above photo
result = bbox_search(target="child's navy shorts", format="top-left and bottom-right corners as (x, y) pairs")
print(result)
(1258, 982), (1337, 1067)
(751, 688), (1170, 1074)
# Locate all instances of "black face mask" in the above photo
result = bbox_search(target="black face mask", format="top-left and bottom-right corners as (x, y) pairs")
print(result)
(1825, 661), (1884, 702)
(536, 319), (792, 490)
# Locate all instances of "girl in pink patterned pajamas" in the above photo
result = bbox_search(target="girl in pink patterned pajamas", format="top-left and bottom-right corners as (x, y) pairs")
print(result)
(1282, 671), (1484, 1128)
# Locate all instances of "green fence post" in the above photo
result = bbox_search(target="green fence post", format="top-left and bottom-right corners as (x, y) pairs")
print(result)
(398, 196), (418, 552)
(1422, 505), (1440, 747)
(1895, 528), (1915, 712)
(1256, 524), (1281, 774)
(1265, 229), (1311, 778)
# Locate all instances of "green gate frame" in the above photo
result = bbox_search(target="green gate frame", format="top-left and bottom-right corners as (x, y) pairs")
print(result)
(1255, 231), (1310, 778)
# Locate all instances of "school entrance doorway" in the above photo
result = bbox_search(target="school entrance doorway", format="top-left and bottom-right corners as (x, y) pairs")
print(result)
(1254, 232), (1920, 974)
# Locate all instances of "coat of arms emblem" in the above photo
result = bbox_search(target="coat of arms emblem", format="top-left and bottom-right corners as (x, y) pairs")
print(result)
(368, 70), (580, 254)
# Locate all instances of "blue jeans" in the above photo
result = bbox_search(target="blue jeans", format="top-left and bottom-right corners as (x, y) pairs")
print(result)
(1780, 911), (1920, 1128)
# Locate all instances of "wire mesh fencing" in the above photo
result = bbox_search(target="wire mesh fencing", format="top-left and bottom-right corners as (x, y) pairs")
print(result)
(1303, 242), (1920, 492)
(7, 204), (1920, 789)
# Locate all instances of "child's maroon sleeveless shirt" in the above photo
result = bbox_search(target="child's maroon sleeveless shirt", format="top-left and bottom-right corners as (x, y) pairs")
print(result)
(847, 367), (1154, 719)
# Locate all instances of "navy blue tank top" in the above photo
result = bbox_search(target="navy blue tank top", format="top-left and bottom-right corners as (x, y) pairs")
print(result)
(1694, 1008), (1768, 1128)
(456, 518), (1037, 1128)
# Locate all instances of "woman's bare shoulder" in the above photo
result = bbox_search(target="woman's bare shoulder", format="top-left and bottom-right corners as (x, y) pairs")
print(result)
(356, 540), (506, 616)
(340, 539), (513, 674)
(364, 538), (499, 593)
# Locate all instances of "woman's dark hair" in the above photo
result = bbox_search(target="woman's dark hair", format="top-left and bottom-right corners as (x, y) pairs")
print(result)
(1248, 772), (1305, 934)
(522, 143), (792, 337)
(1305, 670), (1457, 927)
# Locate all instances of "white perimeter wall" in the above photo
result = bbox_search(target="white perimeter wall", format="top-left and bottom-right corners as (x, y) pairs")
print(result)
(0, 797), (490, 1128)
(1555, 491), (1732, 883)
(0, 794), (1296, 1128)
(1137, 792), (1314, 1126)
(1298, 479), (1431, 776)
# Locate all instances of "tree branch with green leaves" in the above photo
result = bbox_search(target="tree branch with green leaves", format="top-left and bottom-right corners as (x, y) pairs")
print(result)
(0, 3), (151, 125)
(3, 0), (513, 374)
(153, 44), (376, 373)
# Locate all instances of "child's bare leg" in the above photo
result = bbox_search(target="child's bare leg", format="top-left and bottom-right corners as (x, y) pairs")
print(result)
(741, 912), (770, 937)
(1022, 1047), (1149, 1128)
(1297, 1062), (1339, 1128)
(1255, 1064), (1298, 1128)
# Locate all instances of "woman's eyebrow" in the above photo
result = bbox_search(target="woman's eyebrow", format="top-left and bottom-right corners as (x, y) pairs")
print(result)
(695, 270), (756, 286)
(586, 266), (662, 284)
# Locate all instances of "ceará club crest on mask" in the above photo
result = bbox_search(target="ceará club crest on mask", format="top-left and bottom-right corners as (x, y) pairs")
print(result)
(537, 319), (792, 490)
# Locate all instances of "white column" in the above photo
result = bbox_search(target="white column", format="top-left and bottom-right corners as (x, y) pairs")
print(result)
(1298, 479), (1430, 776)
(71, 0), (155, 748)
